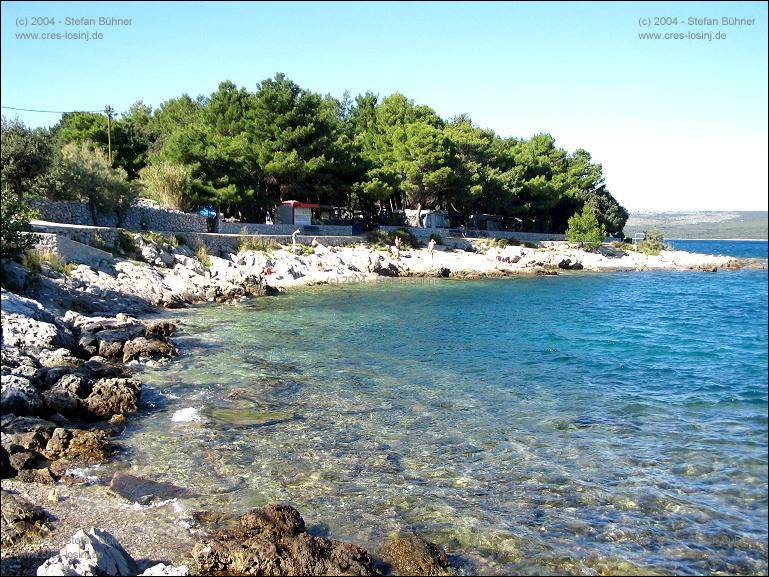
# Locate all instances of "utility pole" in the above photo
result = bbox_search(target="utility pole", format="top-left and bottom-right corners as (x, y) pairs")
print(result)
(104, 105), (114, 164)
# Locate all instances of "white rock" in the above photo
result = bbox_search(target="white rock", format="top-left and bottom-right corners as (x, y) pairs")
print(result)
(139, 563), (190, 576)
(37, 528), (138, 576)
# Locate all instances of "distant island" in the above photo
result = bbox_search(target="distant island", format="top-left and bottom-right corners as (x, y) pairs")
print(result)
(624, 211), (768, 240)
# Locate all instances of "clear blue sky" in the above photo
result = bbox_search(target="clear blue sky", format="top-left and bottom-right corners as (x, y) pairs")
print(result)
(2, 1), (767, 211)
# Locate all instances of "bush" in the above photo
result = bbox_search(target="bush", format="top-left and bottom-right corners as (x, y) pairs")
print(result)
(523, 241), (539, 249)
(118, 230), (139, 257)
(508, 237), (521, 246)
(637, 229), (670, 255)
(566, 207), (606, 251)
(139, 160), (193, 212)
(495, 237), (509, 248)
(141, 231), (178, 249)
(292, 242), (315, 256)
(391, 228), (419, 249)
(239, 230), (279, 253)
(23, 250), (74, 276)
(429, 233), (443, 245)
(1, 189), (38, 258)
(195, 243), (212, 268)
(56, 141), (137, 225)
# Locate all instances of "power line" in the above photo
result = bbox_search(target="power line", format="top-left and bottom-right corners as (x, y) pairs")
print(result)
(1, 105), (103, 114)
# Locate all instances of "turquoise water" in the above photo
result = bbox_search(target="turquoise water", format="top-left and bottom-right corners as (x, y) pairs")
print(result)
(122, 265), (768, 575)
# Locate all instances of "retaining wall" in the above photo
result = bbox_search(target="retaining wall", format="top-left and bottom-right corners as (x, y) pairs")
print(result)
(27, 198), (208, 233)
(32, 232), (114, 266)
(218, 222), (356, 236)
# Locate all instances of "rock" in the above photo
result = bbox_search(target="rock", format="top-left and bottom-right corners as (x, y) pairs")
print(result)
(122, 337), (177, 364)
(557, 258), (573, 270)
(38, 348), (84, 369)
(379, 533), (453, 576)
(1, 490), (49, 546)
(108, 471), (192, 505)
(36, 527), (139, 576)
(16, 466), (56, 484)
(44, 428), (110, 463)
(83, 378), (141, 420)
(139, 563), (190, 576)
(144, 320), (177, 339)
(191, 504), (378, 576)
(3, 428), (52, 453)
(9, 450), (39, 472)
(43, 374), (91, 416)
(47, 487), (59, 503)
(1, 374), (44, 416)
(571, 261), (584, 270)
(1, 291), (75, 350)
(1, 415), (58, 434)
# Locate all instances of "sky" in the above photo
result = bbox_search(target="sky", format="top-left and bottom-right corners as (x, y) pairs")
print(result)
(1, 1), (767, 212)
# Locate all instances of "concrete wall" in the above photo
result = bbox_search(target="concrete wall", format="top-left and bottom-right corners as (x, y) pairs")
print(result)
(27, 198), (208, 232)
(218, 222), (355, 236)
(178, 232), (363, 257)
(32, 232), (114, 266)
(30, 222), (123, 251)
(378, 225), (568, 245)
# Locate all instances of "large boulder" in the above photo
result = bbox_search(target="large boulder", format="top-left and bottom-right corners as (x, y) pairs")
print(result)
(191, 504), (378, 576)
(1, 290), (76, 351)
(122, 337), (177, 364)
(379, 533), (453, 576)
(37, 528), (138, 576)
(82, 377), (141, 420)
(42, 374), (91, 416)
(1, 374), (44, 416)
(1, 490), (49, 547)
(43, 428), (110, 463)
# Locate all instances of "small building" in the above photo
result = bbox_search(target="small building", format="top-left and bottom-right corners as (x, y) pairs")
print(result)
(404, 209), (449, 228)
(275, 200), (320, 225)
(469, 213), (503, 231)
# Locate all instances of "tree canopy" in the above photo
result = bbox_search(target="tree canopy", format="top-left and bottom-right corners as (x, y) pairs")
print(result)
(1, 73), (628, 235)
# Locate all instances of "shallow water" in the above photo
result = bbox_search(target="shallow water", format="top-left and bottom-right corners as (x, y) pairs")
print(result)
(120, 265), (768, 575)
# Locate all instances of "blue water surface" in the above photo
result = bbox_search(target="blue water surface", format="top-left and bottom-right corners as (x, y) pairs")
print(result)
(667, 239), (768, 259)
(126, 246), (768, 576)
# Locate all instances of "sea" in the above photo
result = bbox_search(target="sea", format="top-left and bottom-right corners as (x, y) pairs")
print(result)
(118, 239), (768, 575)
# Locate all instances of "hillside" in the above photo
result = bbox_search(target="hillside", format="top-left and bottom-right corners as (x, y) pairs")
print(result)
(624, 211), (768, 240)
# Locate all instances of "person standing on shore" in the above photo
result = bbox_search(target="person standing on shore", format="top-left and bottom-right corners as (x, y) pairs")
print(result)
(427, 238), (437, 261)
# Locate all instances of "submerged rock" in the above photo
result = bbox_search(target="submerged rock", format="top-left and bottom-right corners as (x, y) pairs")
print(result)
(37, 527), (138, 576)
(379, 533), (453, 576)
(191, 503), (379, 576)
(108, 471), (193, 504)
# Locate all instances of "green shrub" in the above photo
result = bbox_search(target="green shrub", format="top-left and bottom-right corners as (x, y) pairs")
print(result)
(390, 228), (419, 249)
(138, 160), (193, 212)
(523, 241), (539, 249)
(141, 231), (178, 248)
(23, 250), (74, 276)
(507, 237), (521, 246)
(495, 237), (509, 248)
(174, 234), (187, 247)
(637, 229), (670, 255)
(292, 243), (315, 256)
(195, 243), (212, 268)
(118, 230), (139, 257)
(566, 206), (606, 251)
(89, 231), (113, 253)
(429, 233), (443, 245)
(1, 190), (38, 258)
(238, 227), (279, 253)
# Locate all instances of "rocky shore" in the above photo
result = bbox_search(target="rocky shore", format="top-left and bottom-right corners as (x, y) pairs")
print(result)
(1, 233), (765, 575)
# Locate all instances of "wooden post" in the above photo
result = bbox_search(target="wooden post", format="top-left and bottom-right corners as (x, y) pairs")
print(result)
(104, 106), (114, 164)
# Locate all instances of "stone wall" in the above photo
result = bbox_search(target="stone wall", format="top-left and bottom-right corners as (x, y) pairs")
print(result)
(30, 222), (123, 251)
(27, 198), (208, 233)
(178, 233), (363, 257)
(218, 222), (356, 236)
(32, 232), (114, 266)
